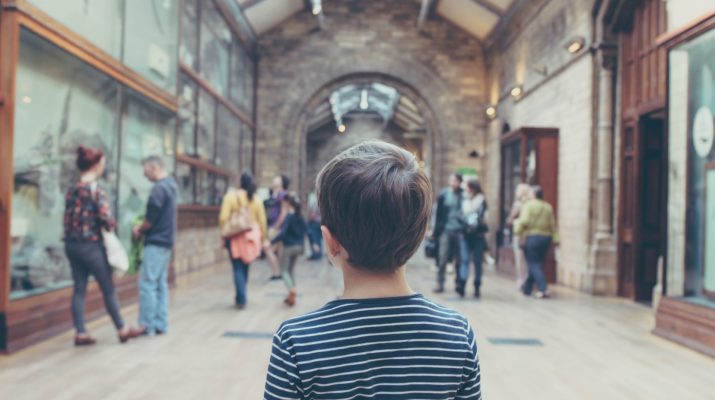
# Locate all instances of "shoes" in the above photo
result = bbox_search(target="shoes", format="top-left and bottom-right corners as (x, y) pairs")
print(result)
(474, 288), (481, 298)
(284, 290), (297, 307)
(534, 291), (550, 299)
(74, 336), (97, 346)
(236, 304), (246, 310)
(118, 327), (143, 343)
(456, 286), (465, 297)
(433, 286), (445, 294)
(269, 275), (282, 281)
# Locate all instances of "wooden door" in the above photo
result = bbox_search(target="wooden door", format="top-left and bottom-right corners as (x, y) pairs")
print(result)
(618, 122), (640, 299)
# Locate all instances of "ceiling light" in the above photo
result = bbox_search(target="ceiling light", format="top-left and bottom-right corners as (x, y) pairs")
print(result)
(510, 86), (523, 98)
(566, 37), (585, 54)
(337, 124), (346, 133)
(360, 89), (369, 110)
(485, 106), (497, 119)
(312, 5), (322, 15)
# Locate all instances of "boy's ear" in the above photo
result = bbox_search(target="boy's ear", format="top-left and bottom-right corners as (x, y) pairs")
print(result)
(321, 225), (342, 259)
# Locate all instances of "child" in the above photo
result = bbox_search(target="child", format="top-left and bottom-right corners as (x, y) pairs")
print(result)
(264, 141), (482, 400)
(271, 192), (307, 306)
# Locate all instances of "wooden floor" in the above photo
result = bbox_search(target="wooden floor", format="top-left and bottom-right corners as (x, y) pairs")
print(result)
(1, 254), (715, 400)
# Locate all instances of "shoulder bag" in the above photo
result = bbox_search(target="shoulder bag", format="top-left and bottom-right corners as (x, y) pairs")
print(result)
(221, 190), (255, 239)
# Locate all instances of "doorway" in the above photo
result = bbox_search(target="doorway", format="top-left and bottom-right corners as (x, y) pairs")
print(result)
(618, 112), (668, 302)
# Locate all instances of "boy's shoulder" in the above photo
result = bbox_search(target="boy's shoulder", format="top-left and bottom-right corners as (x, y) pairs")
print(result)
(274, 294), (471, 341)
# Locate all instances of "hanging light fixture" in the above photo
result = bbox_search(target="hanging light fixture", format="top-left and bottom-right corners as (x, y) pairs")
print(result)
(566, 36), (586, 54)
(485, 105), (497, 119)
(510, 86), (523, 98)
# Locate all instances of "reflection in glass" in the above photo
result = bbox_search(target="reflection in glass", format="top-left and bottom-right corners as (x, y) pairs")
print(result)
(240, 123), (253, 173)
(230, 41), (254, 114)
(117, 92), (175, 249)
(180, 0), (199, 70)
(124, 0), (179, 92)
(216, 105), (242, 173)
(197, 89), (216, 162)
(200, 1), (231, 97)
(177, 163), (195, 205)
(29, 0), (123, 58)
(196, 170), (215, 206)
(11, 29), (120, 299)
(178, 74), (198, 156)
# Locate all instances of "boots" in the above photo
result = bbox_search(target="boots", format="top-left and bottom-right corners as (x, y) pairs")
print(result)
(284, 289), (297, 306)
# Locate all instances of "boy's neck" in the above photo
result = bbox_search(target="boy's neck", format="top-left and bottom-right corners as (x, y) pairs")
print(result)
(341, 265), (414, 300)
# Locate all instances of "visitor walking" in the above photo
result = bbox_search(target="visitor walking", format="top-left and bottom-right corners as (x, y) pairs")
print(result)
(219, 172), (267, 309)
(132, 156), (178, 336)
(457, 178), (489, 298)
(270, 192), (307, 306)
(515, 185), (559, 299)
(507, 183), (533, 289)
(432, 173), (464, 293)
(64, 146), (138, 345)
(306, 202), (322, 260)
(264, 175), (291, 280)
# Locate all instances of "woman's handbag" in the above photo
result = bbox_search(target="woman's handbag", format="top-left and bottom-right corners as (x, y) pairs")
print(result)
(221, 191), (254, 238)
(103, 230), (129, 273)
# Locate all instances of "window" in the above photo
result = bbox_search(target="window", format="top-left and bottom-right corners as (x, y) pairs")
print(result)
(230, 40), (254, 115)
(123, 0), (179, 92)
(178, 74), (198, 156)
(216, 105), (242, 173)
(117, 92), (176, 248)
(29, 0), (123, 58)
(11, 29), (120, 298)
(200, 1), (231, 98)
(30, 0), (178, 91)
(180, 0), (200, 70)
(197, 89), (217, 163)
(671, 28), (715, 300)
(10, 29), (175, 299)
(177, 163), (196, 205)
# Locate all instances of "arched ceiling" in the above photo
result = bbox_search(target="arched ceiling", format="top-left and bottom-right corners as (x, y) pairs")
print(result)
(235, 0), (520, 40)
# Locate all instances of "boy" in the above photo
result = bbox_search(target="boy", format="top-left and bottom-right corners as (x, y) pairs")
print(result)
(264, 141), (482, 400)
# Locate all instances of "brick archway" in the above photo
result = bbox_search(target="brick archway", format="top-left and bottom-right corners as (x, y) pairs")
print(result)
(262, 51), (456, 196)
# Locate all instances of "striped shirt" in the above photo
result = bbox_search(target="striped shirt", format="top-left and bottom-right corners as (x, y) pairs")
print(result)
(264, 294), (481, 400)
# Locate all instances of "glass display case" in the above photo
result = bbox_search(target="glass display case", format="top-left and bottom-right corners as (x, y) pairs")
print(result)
(498, 127), (559, 283)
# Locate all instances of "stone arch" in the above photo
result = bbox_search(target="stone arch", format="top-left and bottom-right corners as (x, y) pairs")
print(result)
(263, 51), (458, 196)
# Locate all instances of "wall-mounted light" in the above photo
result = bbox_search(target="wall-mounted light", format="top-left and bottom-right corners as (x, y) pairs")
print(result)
(566, 36), (586, 54)
(337, 123), (347, 133)
(311, 0), (322, 15)
(485, 105), (497, 119)
(510, 86), (523, 98)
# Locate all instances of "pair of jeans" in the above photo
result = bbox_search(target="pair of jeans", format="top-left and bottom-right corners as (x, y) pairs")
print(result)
(306, 222), (322, 259)
(280, 244), (303, 290)
(458, 234), (486, 290)
(230, 256), (250, 306)
(437, 230), (462, 287)
(522, 235), (552, 294)
(139, 245), (172, 334)
(65, 241), (124, 333)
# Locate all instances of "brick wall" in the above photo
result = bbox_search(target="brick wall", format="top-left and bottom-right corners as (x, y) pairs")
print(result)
(255, 0), (487, 193)
(484, 0), (598, 290)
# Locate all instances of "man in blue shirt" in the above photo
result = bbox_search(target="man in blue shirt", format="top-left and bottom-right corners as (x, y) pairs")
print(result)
(132, 155), (178, 336)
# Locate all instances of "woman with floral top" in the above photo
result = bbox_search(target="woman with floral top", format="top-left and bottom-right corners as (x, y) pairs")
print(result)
(64, 146), (139, 346)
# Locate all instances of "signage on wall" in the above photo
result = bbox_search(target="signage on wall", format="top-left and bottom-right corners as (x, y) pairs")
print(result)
(693, 106), (714, 158)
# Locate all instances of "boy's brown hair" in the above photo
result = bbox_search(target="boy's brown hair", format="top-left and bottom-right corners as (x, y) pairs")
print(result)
(316, 141), (432, 273)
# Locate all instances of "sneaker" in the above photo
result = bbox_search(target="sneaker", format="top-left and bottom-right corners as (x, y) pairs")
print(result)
(534, 291), (549, 299)
(269, 275), (282, 281)
(433, 286), (445, 294)
(456, 287), (465, 297)
(474, 288), (481, 298)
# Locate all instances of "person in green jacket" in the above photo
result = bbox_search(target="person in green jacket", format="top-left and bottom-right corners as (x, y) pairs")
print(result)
(514, 185), (559, 298)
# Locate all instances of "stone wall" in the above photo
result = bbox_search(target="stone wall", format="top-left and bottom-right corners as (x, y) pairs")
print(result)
(255, 0), (487, 194)
(484, 0), (599, 290)
(173, 211), (227, 287)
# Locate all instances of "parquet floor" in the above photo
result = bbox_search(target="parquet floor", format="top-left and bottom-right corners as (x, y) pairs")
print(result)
(1, 254), (714, 400)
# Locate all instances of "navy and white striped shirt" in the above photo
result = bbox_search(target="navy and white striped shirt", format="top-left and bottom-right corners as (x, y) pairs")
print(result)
(264, 294), (481, 400)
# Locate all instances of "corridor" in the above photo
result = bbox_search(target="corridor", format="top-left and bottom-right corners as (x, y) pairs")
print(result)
(1, 256), (714, 400)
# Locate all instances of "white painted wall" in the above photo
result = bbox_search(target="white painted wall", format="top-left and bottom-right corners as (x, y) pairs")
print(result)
(667, 0), (715, 31)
